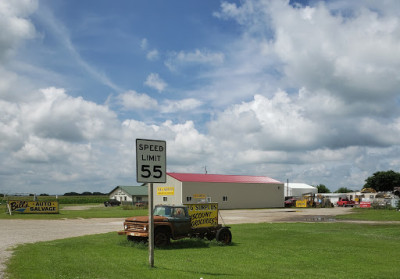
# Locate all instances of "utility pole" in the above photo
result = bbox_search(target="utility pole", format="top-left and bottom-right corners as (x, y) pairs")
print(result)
(287, 179), (289, 197)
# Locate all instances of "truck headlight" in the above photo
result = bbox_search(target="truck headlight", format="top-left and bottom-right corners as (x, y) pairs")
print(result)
(124, 224), (128, 230)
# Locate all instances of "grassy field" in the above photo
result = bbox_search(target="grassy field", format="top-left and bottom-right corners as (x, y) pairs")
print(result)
(335, 207), (400, 221)
(5, 222), (400, 279)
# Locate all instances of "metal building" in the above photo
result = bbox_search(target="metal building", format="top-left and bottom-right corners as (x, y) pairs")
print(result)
(284, 183), (317, 198)
(152, 173), (284, 209)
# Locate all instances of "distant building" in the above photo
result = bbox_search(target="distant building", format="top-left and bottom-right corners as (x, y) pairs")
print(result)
(284, 183), (318, 197)
(151, 172), (284, 209)
(108, 185), (148, 204)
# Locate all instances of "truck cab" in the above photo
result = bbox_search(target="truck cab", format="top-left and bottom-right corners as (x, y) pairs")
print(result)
(153, 205), (192, 237)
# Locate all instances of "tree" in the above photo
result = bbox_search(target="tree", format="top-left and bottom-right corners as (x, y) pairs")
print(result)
(316, 184), (331, 193)
(64, 192), (79, 196)
(81, 191), (93, 196)
(364, 170), (400, 192)
(335, 187), (352, 193)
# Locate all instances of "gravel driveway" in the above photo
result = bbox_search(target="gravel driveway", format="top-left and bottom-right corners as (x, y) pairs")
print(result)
(0, 207), (354, 279)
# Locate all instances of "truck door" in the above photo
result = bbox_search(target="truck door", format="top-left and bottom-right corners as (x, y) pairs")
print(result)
(171, 207), (191, 236)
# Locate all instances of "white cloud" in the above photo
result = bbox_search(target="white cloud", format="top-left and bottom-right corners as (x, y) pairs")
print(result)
(144, 73), (167, 92)
(141, 38), (159, 61)
(161, 98), (203, 113)
(118, 90), (158, 110)
(146, 49), (159, 61)
(21, 87), (120, 142)
(140, 38), (148, 50)
(0, 0), (37, 61)
(209, 91), (325, 151)
(165, 49), (224, 71)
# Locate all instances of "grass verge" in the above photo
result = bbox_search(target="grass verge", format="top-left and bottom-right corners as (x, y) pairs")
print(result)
(6, 222), (400, 279)
(336, 207), (400, 221)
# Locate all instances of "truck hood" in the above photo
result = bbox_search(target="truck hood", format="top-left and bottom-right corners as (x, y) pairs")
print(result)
(125, 215), (168, 222)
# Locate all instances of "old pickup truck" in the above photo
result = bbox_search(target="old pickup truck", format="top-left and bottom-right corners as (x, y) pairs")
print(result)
(118, 203), (232, 247)
(337, 198), (356, 207)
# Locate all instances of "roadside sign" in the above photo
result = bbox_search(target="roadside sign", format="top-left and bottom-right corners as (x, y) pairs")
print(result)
(136, 139), (166, 183)
(136, 138), (167, 268)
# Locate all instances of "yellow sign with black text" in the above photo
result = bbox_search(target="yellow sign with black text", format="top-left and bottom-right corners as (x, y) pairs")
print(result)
(184, 203), (218, 228)
(156, 186), (174, 196)
(8, 201), (59, 214)
(296, 199), (307, 208)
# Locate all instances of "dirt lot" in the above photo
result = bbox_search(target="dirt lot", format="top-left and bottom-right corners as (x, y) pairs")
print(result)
(0, 207), (353, 279)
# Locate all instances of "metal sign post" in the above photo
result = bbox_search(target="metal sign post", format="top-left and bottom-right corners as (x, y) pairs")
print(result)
(148, 182), (154, 267)
(136, 139), (166, 268)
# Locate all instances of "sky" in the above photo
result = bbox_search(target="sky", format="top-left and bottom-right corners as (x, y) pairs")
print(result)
(1, 0), (400, 195)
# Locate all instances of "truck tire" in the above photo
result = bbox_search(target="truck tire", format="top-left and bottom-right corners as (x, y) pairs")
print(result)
(154, 228), (171, 247)
(216, 227), (232, 244)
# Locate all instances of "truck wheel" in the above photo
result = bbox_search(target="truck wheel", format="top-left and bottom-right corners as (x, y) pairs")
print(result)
(216, 228), (232, 244)
(154, 229), (171, 247)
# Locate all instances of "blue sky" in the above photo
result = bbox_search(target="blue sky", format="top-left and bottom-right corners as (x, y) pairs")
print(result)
(1, 0), (400, 194)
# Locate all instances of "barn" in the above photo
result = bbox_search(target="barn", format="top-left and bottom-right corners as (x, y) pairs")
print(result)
(152, 173), (284, 209)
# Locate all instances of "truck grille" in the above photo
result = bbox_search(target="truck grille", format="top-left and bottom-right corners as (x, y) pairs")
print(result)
(125, 223), (146, 232)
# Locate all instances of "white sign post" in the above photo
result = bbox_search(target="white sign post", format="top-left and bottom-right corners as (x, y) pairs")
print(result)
(136, 139), (166, 268)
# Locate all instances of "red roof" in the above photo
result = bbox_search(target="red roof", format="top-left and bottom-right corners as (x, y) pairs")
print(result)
(167, 173), (281, 184)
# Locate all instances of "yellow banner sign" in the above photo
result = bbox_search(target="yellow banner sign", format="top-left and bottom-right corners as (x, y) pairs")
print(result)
(157, 186), (174, 196)
(296, 199), (307, 208)
(8, 201), (59, 214)
(185, 203), (218, 228)
(193, 194), (206, 199)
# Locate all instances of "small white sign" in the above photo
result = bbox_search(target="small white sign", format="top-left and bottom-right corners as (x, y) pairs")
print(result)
(136, 139), (166, 183)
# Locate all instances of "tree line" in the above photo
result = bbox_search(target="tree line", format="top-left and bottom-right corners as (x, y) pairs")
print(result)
(316, 170), (400, 193)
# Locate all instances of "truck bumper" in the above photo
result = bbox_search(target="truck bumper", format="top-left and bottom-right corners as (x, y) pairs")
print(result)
(118, 231), (149, 237)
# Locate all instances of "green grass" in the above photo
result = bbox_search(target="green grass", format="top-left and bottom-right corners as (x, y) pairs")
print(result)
(0, 203), (147, 219)
(6, 222), (400, 279)
(336, 207), (400, 221)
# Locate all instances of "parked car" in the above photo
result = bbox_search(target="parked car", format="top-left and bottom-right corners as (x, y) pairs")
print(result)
(284, 198), (297, 207)
(104, 199), (121, 207)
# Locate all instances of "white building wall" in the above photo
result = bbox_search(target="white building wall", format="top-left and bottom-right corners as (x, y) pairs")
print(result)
(152, 175), (182, 206)
(182, 181), (284, 209)
(109, 188), (133, 202)
(152, 175), (284, 209)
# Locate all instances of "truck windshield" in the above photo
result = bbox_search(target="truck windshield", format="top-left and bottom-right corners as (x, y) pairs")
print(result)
(153, 206), (172, 217)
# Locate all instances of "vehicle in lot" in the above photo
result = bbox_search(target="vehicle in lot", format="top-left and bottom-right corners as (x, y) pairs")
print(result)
(284, 198), (297, 207)
(118, 203), (232, 247)
(337, 198), (356, 207)
(104, 199), (121, 207)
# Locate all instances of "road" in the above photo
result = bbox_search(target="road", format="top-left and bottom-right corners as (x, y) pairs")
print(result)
(0, 207), (354, 278)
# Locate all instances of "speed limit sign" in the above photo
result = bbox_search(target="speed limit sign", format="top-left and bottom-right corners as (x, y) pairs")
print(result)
(136, 139), (166, 183)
